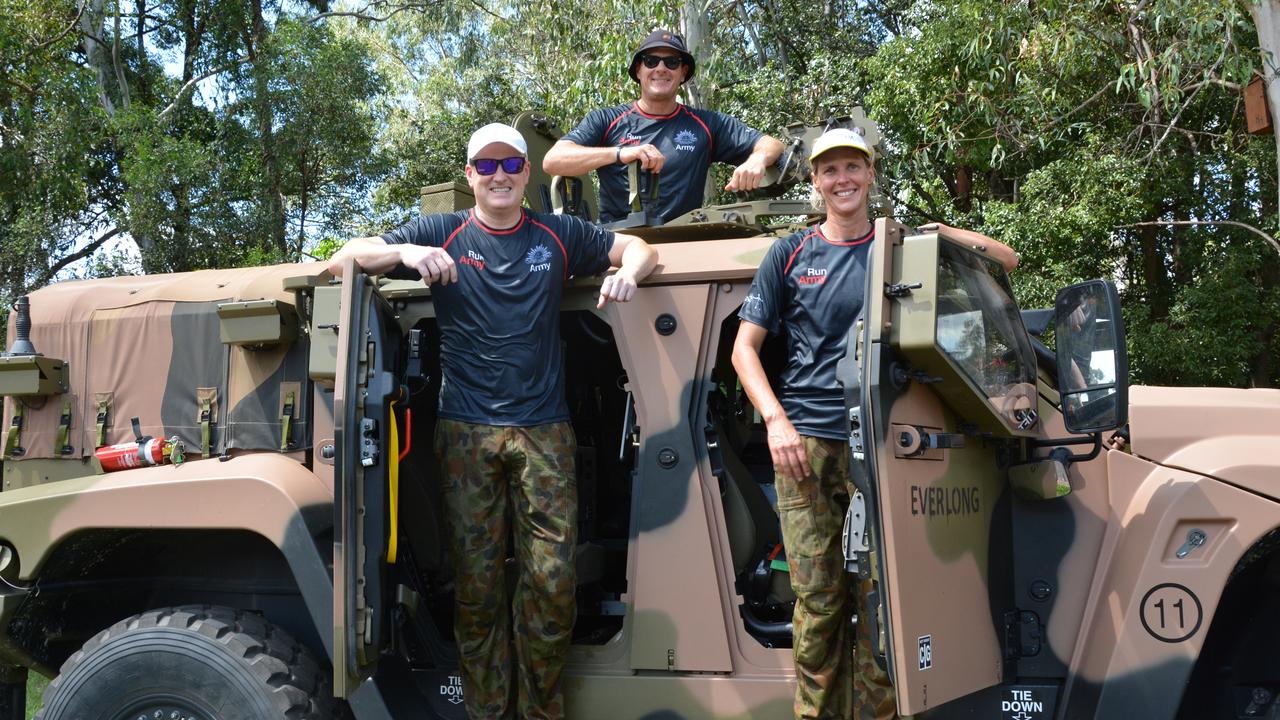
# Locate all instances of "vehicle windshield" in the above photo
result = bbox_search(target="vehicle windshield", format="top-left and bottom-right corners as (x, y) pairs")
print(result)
(935, 240), (1038, 431)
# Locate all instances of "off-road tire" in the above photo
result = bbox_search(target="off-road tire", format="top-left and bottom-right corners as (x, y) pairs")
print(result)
(35, 605), (343, 720)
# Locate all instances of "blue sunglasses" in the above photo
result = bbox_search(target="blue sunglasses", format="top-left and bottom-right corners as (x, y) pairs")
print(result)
(472, 157), (526, 175)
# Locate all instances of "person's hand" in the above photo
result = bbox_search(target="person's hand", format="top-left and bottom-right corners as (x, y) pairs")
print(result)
(400, 245), (457, 285)
(992, 382), (1038, 430)
(1069, 305), (1086, 332)
(725, 156), (768, 192)
(597, 269), (639, 308)
(620, 144), (666, 173)
(766, 415), (809, 481)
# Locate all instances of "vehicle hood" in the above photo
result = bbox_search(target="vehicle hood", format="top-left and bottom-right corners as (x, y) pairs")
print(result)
(1129, 385), (1280, 497)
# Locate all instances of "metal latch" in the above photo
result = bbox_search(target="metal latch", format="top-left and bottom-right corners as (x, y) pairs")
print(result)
(360, 417), (380, 467)
(1176, 528), (1207, 559)
(885, 282), (923, 298)
(1003, 610), (1043, 659)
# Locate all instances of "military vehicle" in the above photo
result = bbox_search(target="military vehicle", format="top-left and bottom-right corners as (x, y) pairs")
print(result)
(0, 109), (1277, 720)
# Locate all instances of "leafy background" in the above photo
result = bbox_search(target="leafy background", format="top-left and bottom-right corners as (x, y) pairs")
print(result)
(1, 0), (1277, 382)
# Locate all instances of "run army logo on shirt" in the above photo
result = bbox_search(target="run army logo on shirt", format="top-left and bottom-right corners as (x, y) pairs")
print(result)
(674, 129), (698, 151)
(526, 244), (553, 273)
(461, 250), (486, 271)
(798, 267), (828, 286)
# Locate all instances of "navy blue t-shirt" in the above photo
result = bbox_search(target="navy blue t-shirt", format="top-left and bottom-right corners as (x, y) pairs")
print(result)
(382, 209), (615, 426)
(561, 102), (763, 224)
(738, 225), (873, 440)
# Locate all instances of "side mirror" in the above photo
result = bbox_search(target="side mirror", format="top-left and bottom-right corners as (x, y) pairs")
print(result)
(1054, 280), (1128, 434)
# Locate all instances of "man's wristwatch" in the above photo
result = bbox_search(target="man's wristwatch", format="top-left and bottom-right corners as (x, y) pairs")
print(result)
(616, 146), (624, 165)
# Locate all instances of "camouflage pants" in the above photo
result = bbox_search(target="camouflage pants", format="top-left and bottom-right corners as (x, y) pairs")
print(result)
(436, 419), (578, 720)
(775, 435), (897, 720)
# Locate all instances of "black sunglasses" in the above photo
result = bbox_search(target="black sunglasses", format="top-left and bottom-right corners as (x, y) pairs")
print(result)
(472, 156), (526, 175)
(640, 54), (685, 70)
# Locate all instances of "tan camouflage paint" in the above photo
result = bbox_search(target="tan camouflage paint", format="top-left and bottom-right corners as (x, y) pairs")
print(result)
(862, 218), (1004, 713)
(1028, 390), (1113, 677)
(687, 280), (797, 676)
(0, 451), (335, 678)
(606, 284), (734, 673)
(1126, 385), (1280, 494)
(1063, 447), (1280, 692)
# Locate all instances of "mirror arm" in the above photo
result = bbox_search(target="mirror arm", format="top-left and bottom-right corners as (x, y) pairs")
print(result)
(1029, 434), (1102, 464)
(1029, 433), (1097, 448)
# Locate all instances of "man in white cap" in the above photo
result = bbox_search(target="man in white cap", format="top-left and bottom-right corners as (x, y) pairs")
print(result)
(329, 122), (656, 719)
(732, 127), (1014, 720)
(543, 29), (784, 225)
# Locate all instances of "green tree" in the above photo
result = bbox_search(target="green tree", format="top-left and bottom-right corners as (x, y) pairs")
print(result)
(866, 0), (1278, 387)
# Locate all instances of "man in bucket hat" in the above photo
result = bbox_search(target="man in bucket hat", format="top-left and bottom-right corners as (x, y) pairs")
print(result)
(544, 28), (783, 225)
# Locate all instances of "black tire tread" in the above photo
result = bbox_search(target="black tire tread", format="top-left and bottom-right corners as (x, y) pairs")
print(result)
(34, 604), (342, 720)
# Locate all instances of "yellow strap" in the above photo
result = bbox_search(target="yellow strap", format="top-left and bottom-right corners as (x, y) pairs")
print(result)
(386, 402), (400, 564)
(3, 403), (22, 459)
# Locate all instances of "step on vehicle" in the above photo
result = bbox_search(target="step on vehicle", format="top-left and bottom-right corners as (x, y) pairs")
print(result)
(0, 111), (1278, 720)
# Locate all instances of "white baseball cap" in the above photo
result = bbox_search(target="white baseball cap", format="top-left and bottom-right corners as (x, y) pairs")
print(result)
(466, 123), (528, 161)
(808, 127), (874, 164)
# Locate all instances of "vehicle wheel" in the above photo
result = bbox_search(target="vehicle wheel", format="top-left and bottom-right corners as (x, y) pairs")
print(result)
(35, 605), (344, 720)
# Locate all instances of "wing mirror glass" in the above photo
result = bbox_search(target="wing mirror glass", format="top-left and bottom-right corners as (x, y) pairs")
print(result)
(1054, 280), (1128, 434)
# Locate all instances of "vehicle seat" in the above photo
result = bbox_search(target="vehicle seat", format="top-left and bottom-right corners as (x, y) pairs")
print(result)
(714, 416), (780, 576)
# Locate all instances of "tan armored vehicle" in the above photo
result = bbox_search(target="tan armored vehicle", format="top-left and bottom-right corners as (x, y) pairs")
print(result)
(1, 111), (1278, 720)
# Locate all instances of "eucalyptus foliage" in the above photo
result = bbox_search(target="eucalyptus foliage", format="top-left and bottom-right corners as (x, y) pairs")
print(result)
(1, 0), (1275, 385)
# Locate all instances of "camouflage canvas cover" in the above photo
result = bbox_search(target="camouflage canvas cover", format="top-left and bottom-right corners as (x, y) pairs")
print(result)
(3, 264), (322, 465)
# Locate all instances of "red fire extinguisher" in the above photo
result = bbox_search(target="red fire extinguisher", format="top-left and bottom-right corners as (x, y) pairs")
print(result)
(95, 417), (186, 472)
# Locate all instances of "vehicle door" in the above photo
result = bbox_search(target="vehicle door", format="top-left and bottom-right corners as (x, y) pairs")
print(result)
(333, 259), (404, 697)
(847, 219), (1039, 715)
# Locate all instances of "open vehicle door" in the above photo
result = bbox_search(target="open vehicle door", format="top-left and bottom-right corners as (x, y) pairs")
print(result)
(333, 259), (404, 697)
(847, 219), (1039, 715)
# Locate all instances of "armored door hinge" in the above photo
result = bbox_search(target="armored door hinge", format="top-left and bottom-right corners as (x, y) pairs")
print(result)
(1003, 610), (1043, 660)
(842, 490), (871, 578)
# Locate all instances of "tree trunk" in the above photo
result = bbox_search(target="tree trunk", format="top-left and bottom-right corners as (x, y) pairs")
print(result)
(954, 165), (972, 213)
(247, 0), (287, 259)
(1252, 261), (1279, 386)
(1139, 213), (1170, 321)
(78, 0), (115, 117)
(680, 1), (709, 109)
(1251, 1), (1280, 229)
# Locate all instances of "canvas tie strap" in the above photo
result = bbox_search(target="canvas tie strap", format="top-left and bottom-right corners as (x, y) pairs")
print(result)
(3, 403), (22, 459)
(55, 399), (73, 455)
(279, 390), (295, 451)
(199, 397), (213, 458)
(95, 393), (112, 447)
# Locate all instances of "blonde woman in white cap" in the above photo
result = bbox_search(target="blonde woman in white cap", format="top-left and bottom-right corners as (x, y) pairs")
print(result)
(731, 127), (1014, 720)
(329, 122), (656, 719)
